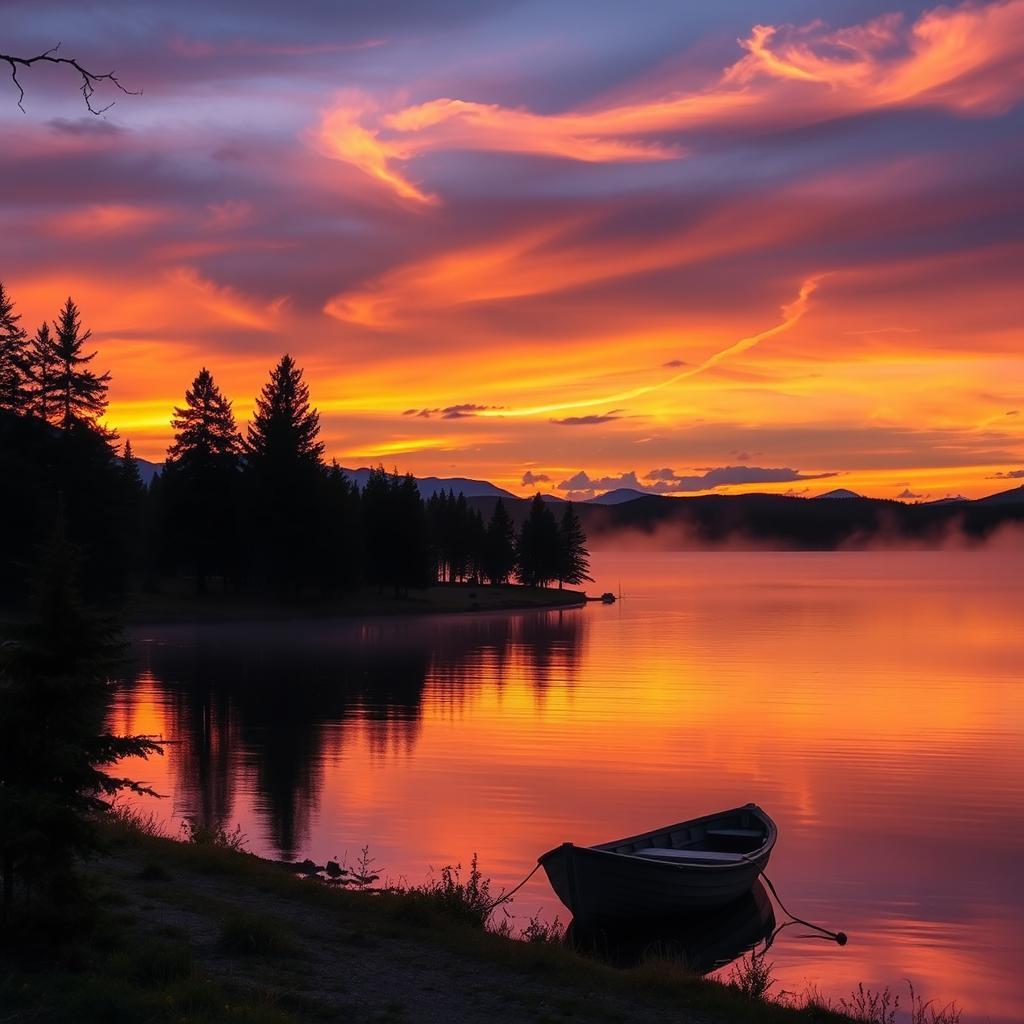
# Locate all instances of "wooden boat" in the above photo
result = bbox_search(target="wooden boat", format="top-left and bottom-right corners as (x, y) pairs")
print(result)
(539, 804), (776, 923)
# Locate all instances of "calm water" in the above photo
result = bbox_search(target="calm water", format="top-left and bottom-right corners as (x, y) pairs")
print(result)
(111, 551), (1024, 1021)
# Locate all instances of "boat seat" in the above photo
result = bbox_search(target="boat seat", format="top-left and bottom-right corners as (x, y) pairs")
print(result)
(632, 848), (745, 864)
(706, 828), (763, 839)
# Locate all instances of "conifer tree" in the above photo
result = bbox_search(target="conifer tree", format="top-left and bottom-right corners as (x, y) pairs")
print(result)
(0, 514), (161, 918)
(516, 494), (561, 587)
(246, 354), (323, 466)
(165, 369), (242, 593)
(0, 281), (30, 412)
(245, 355), (325, 594)
(483, 498), (517, 584)
(27, 322), (59, 422)
(51, 297), (110, 428)
(557, 503), (593, 589)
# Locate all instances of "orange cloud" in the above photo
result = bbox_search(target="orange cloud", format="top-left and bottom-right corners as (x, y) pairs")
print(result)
(315, 0), (1024, 202)
(48, 203), (172, 236)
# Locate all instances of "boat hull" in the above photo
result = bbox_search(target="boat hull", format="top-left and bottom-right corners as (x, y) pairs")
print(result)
(539, 805), (775, 923)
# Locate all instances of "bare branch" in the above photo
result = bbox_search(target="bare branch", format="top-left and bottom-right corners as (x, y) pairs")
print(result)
(0, 41), (139, 114)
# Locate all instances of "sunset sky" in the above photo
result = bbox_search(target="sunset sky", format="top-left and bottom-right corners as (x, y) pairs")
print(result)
(3, 0), (1023, 499)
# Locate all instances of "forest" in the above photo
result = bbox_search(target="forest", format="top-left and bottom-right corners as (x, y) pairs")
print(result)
(0, 283), (591, 606)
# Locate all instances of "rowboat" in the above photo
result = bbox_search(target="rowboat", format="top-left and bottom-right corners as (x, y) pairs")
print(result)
(538, 804), (776, 923)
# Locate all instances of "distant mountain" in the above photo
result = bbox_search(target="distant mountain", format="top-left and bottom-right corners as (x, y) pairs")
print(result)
(814, 488), (862, 500)
(538, 493), (566, 503)
(975, 484), (1024, 506)
(585, 488), (653, 505)
(338, 467), (515, 500)
(135, 458), (162, 485)
(923, 495), (968, 505)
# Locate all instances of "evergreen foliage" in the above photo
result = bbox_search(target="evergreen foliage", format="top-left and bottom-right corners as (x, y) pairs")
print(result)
(0, 516), (161, 920)
(0, 281), (30, 412)
(516, 494), (562, 587)
(557, 503), (593, 588)
(245, 354), (325, 594)
(483, 498), (517, 584)
(164, 369), (242, 592)
(26, 322), (59, 422)
(51, 297), (111, 429)
(0, 284), (591, 609)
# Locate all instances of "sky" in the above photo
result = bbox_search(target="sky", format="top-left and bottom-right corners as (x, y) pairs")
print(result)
(2, 0), (1023, 500)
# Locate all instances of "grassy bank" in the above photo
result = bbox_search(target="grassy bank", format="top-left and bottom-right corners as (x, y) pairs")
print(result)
(1, 816), (960, 1024)
(121, 582), (587, 625)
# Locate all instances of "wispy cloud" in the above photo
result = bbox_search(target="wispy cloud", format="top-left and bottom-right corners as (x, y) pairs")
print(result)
(316, 1), (1024, 203)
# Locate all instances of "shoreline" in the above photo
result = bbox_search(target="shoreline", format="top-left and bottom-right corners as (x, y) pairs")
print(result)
(120, 582), (588, 626)
(0, 816), (865, 1024)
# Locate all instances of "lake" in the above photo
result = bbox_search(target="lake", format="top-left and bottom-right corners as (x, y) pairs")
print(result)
(111, 550), (1024, 1021)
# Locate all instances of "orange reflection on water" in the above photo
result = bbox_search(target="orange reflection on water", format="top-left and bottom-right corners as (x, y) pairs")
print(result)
(112, 550), (1024, 1021)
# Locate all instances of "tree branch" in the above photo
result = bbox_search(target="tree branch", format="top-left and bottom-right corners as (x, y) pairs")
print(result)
(1, 42), (139, 114)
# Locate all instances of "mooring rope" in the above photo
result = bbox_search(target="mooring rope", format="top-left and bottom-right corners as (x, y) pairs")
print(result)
(744, 857), (847, 946)
(487, 854), (847, 950)
(485, 861), (543, 913)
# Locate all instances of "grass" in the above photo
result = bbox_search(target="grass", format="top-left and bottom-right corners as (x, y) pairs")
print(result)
(219, 912), (300, 957)
(1, 812), (969, 1024)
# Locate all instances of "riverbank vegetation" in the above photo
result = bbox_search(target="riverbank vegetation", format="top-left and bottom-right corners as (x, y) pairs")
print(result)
(0, 284), (591, 612)
(0, 806), (963, 1024)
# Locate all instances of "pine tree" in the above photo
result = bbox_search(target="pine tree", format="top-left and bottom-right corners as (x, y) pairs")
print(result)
(168, 368), (242, 466)
(165, 369), (242, 593)
(120, 438), (143, 491)
(51, 297), (110, 429)
(557, 503), (592, 589)
(27, 322), (59, 422)
(246, 354), (324, 465)
(483, 498), (517, 584)
(245, 355), (325, 594)
(0, 281), (30, 413)
(0, 514), (161, 918)
(516, 494), (561, 587)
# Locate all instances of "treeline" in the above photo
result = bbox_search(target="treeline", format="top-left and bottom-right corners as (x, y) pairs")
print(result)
(0, 284), (590, 603)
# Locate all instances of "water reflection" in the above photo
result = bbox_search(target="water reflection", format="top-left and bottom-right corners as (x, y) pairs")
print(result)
(108, 552), (1024, 1022)
(115, 610), (585, 858)
(567, 880), (776, 975)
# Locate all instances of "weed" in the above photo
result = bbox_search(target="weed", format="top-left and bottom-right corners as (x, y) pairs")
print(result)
(908, 980), (962, 1024)
(181, 818), (249, 852)
(728, 952), (776, 1001)
(409, 854), (493, 929)
(519, 913), (565, 945)
(106, 801), (167, 838)
(839, 983), (898, 1024)
(219, 911), (298, 956)
(108, 940), (195, 987)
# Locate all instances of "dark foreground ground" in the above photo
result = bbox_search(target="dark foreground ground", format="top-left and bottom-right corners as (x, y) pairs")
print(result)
(0, 822), (871, 1024)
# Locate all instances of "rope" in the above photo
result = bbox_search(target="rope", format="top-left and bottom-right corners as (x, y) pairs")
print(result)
(485, 861), (543, 913)
(487, 855), (847, 948)
(743, 856), (847, 946)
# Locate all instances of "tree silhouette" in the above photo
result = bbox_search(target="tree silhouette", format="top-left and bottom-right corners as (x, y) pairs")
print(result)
(558, 503), (593, 588)
(245, 355), (325, 594)
(0, 515), (161, 919)
(0, 282), (29, 413)
(164, 369), (243, 593)
(27, 322), (59, 422)
(483, 498), (517, 584)
(1, 44), (136, 114)
(51, 298), (110, 429)
(517, 494), (561, 587)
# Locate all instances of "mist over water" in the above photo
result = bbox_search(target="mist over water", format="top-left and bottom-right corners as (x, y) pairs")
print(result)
(111, 550), (1024, 1021)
